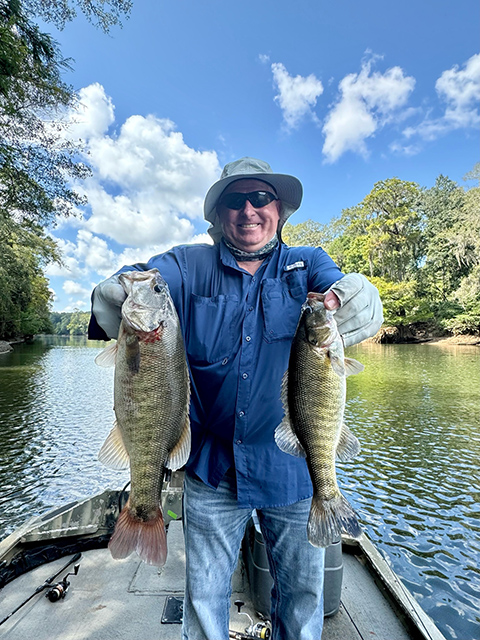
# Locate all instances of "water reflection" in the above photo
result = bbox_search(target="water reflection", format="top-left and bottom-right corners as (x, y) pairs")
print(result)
(0, 337), (128, 535)
(341, 342), (480, 640)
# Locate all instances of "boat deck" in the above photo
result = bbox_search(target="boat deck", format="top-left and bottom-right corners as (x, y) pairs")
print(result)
(0, 521), (419, 640)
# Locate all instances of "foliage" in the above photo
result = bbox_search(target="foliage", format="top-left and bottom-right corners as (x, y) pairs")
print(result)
(443, 314), (480, 336)
(0, 0), (91, 226)
(0, 0), (131, 340)
(24, 0), (132, 32)
(50, 310), (90, 335)
(282, 219), (331, 247)
(285, 170), (480, 336)
(367, 277), (422, 326)
(325, 178), (423, 282)
(0, 225), (54, 337)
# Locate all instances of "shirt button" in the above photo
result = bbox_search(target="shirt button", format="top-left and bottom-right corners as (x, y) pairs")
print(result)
(238, 411), (245, 417)
(222, 358), (228, 365)
(242, 373), (248, 379)
(245, 336), (251, 342)
(236, 439), (242, 445)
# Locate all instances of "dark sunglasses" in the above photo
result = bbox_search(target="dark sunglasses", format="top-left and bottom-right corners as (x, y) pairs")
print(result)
(219, 191), (278, 210)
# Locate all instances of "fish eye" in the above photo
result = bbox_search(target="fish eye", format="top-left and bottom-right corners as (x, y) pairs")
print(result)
(153, 284), (162, 293)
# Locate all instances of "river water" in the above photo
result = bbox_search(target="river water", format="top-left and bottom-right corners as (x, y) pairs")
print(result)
(0, 336), (479, 640)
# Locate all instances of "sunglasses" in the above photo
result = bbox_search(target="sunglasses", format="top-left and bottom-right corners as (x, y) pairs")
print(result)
(219, 191), (278, 210)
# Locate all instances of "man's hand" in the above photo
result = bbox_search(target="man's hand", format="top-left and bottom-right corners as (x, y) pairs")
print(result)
(326, 273), (383, 347)
(92, 274), (126, 339)
(323, 291), (341, 310)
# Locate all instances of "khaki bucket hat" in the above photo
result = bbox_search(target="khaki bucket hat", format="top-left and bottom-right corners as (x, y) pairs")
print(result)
(204, 157), (303, 243)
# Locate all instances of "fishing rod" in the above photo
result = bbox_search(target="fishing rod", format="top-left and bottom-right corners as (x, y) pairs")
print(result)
(0, 552), (82, 627)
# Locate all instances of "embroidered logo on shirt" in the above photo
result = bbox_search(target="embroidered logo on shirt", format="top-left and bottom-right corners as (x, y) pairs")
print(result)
(284, 261), (306, 272)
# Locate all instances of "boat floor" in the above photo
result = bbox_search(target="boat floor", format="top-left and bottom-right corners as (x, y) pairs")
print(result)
(0, 521), (412, 640)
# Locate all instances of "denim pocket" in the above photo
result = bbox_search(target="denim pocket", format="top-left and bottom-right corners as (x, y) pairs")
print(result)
(187, 293), (238, 363)
(262, 270), (307, 342)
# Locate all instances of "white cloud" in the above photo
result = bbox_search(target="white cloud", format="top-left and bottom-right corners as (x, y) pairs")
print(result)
(63, 280), (91, 296)
(272, 62), (324, 130)
(322, 56), (415, 162)
(78, 109), (220, 249)
(48, 85), (222, 310)
(68, 83), (115, 140)
(403, 53), (480, 141)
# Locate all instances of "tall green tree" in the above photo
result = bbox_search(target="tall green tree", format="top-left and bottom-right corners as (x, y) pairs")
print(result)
(0, 0), (91, 225)
(418, 175), (469, 301)
(324, 179), (423, 282)
(0, 0), (130, 339)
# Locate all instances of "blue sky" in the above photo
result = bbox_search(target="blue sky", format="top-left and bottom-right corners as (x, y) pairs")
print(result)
(44, 0), (480, 311)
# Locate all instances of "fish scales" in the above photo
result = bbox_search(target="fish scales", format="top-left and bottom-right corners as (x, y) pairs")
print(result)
(288, 330), (345, 502)
(114, 322), (186, 512)
(97, 269), (190, 566)
(275, 292), (363, 548)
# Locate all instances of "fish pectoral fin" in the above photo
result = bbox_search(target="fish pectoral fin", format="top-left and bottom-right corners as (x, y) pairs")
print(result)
(98, 421), (130, 469)
(336, 424), (361, 461)
(95, 342), (118, 367)
(166, 415), (191, 471)
(344, 357), (365, 376)
(329, 351), (346, 377)
(274, 418), (306, 458)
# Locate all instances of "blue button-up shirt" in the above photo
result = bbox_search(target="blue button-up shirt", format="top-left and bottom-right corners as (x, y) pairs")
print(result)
(92, 240), (344, 509)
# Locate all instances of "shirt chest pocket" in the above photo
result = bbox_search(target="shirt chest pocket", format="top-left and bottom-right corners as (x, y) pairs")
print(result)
(261, 269), (308, 342)
(187, 293), (239, 363)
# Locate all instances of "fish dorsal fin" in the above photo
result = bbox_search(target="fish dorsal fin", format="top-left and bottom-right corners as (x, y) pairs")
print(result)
(95, 342), (118, 367)
(166, 414), (191, 471)
(344, 357), (364, 376)
(275, 370), (306, 458)
(336, 424), (361, 461)
(98, 421), (130, 469)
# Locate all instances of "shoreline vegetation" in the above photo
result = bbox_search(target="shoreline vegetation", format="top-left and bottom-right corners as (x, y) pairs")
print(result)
(1, 330), (479, 356)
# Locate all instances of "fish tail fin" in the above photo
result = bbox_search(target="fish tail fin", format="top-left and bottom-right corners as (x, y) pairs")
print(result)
(307, 493), (362, 548)
(108, 500), (167, 567)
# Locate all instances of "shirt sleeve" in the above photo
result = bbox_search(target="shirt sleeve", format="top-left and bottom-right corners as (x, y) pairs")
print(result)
(87, 248), (187, 341)
(307, 247), (344, 292)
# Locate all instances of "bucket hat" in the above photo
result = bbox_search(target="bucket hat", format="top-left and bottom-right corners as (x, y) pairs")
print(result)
(204, 157), (303, 243)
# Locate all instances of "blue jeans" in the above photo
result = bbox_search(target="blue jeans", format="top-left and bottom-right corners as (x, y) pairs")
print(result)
(182, 473), (325, 640)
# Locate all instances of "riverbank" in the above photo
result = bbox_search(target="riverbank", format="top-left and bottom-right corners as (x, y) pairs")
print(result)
(372, 325), (480, 345)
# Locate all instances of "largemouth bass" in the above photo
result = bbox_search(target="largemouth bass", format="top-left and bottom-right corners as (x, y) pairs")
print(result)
(96, 269), (190, 566)
(275, 292), (363, 547)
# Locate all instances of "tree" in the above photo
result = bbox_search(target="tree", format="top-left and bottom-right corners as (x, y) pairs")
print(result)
(359, 178), (423, 282)
(67, 310), (90, 334)
(24, 0), (132, 33)
(0, 0), (92, 226)
(282, 219), (330, 248)
(418, 175), (469, 301)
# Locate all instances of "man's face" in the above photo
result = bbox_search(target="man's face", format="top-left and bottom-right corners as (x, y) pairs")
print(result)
(216, 179), (281, 253)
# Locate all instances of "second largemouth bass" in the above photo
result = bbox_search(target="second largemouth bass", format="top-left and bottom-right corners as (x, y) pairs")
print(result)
(275, 292), (363, 547)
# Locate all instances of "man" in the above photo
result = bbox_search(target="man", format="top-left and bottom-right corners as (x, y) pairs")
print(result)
(89, 157), (383, 640)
